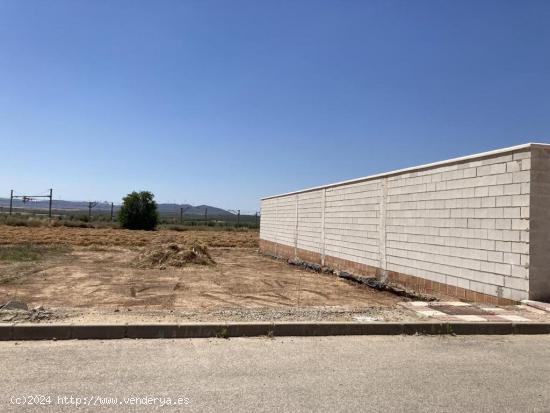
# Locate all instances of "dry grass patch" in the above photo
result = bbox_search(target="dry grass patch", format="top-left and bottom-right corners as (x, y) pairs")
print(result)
(0, 244), (69, 262)
(135, 243), (215, 269)
(0, 225), (259, 248)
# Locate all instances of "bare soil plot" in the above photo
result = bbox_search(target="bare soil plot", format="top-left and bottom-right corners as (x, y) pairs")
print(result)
(0, 226), (411, 323)
(0, 246), (401, 309)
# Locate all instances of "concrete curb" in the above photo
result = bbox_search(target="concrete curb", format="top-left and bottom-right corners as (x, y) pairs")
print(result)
(1, 322), (550, 340)
(522, 300), (550, 313)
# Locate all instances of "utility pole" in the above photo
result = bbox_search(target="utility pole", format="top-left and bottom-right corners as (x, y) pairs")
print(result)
(237, 209), (240, 227)
(88, 202), (97, 221)
(255, 211), (259, 227)
(48, 188), (53, 218)
(204, 207), (208, 225)
(179, 205), (191, 225)
(9, 189), (53, 217)
(110, 202), (114, 221)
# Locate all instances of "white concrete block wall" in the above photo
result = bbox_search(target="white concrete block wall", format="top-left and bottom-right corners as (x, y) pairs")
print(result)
(260, 144), (550, 301)
(384, 152), (531, 302)
(324, 181), (381, 267)
(259, 197), (278, 243)
(296, 191), (323, 254)
(273, 195), (296, 247)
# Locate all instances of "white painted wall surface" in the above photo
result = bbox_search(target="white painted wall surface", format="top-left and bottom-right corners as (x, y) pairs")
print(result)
(260, 144), (544, 302)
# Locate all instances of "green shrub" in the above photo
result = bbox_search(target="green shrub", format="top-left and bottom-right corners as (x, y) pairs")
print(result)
(118, 191), (159, 230)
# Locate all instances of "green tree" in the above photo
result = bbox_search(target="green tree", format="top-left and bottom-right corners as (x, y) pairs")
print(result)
(118, 191), (159, 230)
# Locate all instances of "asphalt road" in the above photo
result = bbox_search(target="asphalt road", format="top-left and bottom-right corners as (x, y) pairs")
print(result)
(1, 336), (549, 412)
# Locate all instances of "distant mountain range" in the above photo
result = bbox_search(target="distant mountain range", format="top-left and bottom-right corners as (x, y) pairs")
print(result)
(156, 203), (233, 217)
(0, 198), (233, 217)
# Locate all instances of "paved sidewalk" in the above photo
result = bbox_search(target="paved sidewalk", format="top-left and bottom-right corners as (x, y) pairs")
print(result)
(399, 301), (550, 322)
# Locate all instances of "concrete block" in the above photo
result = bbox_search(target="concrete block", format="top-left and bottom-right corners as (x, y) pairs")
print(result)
(489, 185), (505, 196)
(494, 241), (511, 252)
(362, 323), (404, 335)
(513, 151), (530, 160)
(502, 230), (520, 242)
(487, 251), (504, 262)
(474, 187), (489, 197)
(511, 265), (529, 278)
(126, 324), (179, 339)
(449, 323), (513, 335)
(521, 207), (530, 218)
(511, 242), (529, 254)
(13, 324), (73, 341)
(503, 207), (521, 219)
(503, 184), (521, 195)
(481, 197), (496, 208)
(511, 219), (529, 231)
(273, 322), (363, 336)
(520, 254), (530, 266)
(496, 196), (512, 207)
(0, 324), (13, 341)
(71, 325), (126, 340)
(506, 161), (521, 173)
(520, 231), (529, 243)
(495, 219), (512, 230)
(513, 171), (530, 183)
(512, 323), (550, 334)
(505, 277), (529, 291)
(496, 174), (513, 185)
(503, 252), (521, 265)
(512, 194), (530, 207)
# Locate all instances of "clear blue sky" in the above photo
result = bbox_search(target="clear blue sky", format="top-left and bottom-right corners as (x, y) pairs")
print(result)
(1, 0), (549, 211)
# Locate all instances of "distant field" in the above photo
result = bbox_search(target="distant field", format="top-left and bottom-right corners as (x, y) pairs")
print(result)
(0, 225), (259, 247)
(0, 209), (259, 229)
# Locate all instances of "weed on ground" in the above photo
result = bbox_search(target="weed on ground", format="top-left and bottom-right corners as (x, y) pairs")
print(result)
(0, 244), (70, 262)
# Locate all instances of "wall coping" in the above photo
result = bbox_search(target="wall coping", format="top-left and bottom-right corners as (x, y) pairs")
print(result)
(262, 142), (550, 200)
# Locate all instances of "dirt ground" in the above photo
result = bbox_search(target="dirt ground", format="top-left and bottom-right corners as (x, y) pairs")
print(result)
(0, 226), (410, 323)
(0, 225), (258, 248)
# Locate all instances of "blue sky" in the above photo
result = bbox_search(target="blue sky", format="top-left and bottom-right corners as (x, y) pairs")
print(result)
(0, 0), (549, 211)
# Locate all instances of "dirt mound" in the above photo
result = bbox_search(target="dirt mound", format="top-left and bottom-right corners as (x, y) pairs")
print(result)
(135, 243), (215, 269)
